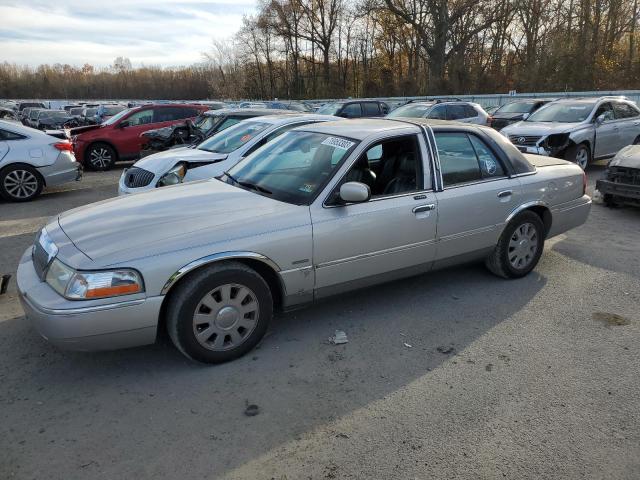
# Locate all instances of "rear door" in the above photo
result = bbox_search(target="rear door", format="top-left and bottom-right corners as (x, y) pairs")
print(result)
(433, 131), (522, 260)
(613, 101), (640, 148)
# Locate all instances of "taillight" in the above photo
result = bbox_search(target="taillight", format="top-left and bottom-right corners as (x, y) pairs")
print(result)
(53, 141), (74, 152)
(582, 170), (587, 195)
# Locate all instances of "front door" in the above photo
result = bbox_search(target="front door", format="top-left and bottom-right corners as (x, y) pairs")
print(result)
(432, 131), (522, 260)
(593, 102), (620, 158)
(311, 134), (438, 295)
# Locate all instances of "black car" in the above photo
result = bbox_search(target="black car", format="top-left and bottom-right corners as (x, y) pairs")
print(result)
(488, 99), (553, 130)
(36, 110), (75, 130)
(140, 108), (285, 152)
(316, 100), (390, 118)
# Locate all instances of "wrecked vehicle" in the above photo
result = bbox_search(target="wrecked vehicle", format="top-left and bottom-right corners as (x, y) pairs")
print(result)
(36, 110), (75, 130)
(501, 96), (640, 169)
(120, 113), (339, 194)
(596, 145), (640, 207)
(140, 108), (284, 153)
(488, 99), (553, 130)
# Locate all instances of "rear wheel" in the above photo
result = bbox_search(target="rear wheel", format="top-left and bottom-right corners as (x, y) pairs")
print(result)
(0, 164), (43, 202)
(86, 143), (116, 171)
(166, 262), (273, 363)
(564, 143), (590, 170)
(486, 211), (545, 279)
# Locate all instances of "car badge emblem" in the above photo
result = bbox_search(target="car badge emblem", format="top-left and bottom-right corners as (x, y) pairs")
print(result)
(517, 137), (526, 144)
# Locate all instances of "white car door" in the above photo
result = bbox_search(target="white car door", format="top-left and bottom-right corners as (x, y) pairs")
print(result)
(310, 133), (437, 296)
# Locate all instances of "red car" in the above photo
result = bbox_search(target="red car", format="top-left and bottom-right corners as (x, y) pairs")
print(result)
(71, 104), (208, 170)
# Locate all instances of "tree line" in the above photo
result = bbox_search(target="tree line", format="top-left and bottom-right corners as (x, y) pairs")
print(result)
(2, 0), (640, 100)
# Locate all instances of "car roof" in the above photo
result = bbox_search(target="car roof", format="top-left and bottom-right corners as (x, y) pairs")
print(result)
(255, 113), (339, 125)
(203, 108), (285, 117)
(298, 118), (417, 140)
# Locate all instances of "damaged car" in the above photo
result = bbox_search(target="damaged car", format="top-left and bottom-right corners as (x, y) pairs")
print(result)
(119, 113), (339, 195)
(596, 145), (640, 207)
(140, 108), (284, 153)
(488, 99), (552, 130)
(500, 96), (640, 169)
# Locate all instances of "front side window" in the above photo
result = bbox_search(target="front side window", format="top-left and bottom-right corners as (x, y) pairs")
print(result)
(427, 105), (447, 120)
(594, 102), (614, 121)
(225, 131), (357, 205)
(103, 108), (131, 125)
(125, 109), (154, 126)
(197, 121), (270, 154)
(334, 135), (423, 199)
(342, 103), (362, 118)
(435, 132), (505, 186)
(363, 102), (380, 116)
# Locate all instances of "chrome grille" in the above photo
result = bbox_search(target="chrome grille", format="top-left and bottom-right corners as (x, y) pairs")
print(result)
(610, 167), (640, 186)
(32, 242), (50, 279)
(124, 167), (155, 188)
(508, 135), (541, 147)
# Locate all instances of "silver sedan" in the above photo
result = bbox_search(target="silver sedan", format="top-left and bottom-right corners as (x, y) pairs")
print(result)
(17, 119), (591, 363)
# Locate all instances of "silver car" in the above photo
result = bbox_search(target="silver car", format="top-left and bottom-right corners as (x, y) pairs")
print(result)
(118, 114), (339, 194)
(387, 101), (490, 125)
(17, 119), (591, 363)
(501, 96), (640, 169)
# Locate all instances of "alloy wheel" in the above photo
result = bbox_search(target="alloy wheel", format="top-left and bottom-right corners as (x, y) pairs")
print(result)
(508, 222), (538, 269)
(192, 283), (260, 351)
(575, 148), (588, 170)
(3, 169), (39, 199)
(89, 147), (112, 169)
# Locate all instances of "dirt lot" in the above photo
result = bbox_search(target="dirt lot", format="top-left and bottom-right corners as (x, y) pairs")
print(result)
(1, 165), (639, 479)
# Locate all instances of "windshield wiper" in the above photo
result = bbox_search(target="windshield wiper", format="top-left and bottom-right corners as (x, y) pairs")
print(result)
(223, 171), (240, 184)
(238, 180), (272, 195)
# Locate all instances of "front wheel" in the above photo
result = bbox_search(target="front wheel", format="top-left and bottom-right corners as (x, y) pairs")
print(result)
(486, 211), (545, 279)
(166, 262), (273, 363)
(0, 164), (44, 202)
(564, 143), (590, 170)
(86, 143), (116, 171)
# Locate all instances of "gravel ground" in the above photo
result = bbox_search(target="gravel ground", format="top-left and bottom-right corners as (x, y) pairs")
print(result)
(0, 164), (639, 479)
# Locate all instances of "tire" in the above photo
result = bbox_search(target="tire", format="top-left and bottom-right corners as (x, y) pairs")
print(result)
(0, 164), (44, 202)
(85, 142), (117, 171)
(166, 261), (273, 364)
(564, 143), (590, 170)
(485, 211), (545, 279)
(633, 136), (640, 145)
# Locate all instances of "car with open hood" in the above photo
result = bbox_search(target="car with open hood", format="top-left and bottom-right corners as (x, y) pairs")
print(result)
(17, 118), (591, 363)
(596, 144), (640, 207)
(500, 96), (640, 169)
(140, 108), (285, 153)
(71, 103), (208, 171)
(118, 113), (340, 195)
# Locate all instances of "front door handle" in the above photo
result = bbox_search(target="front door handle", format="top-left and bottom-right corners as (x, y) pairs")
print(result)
(413, 204), (436, 214)
(497, 190), (513, 199)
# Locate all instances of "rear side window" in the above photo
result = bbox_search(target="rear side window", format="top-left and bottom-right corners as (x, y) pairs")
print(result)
(464, 105), (478, 117)
(427, 105), (447, 120)
(0, 129), (26, 140)
(363, 102), (380, 116)
(153, 107), (187, 122)
(614, 102), (640, 119)
(435, 132), (505, 186)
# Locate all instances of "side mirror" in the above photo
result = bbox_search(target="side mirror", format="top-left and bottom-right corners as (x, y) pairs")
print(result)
(339, 182), (370, 203)
(595, 114), (606, 125)
(119, 120), (130, 128)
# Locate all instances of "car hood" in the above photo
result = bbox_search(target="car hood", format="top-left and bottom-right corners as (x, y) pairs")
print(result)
(57, 179), (303, 266)
(133, 147), (228, 174)
(501, 121), (583, 136)
(70, 124), (103, 136)
(609, 145), (640, 169)
(493, 113), (524, 121)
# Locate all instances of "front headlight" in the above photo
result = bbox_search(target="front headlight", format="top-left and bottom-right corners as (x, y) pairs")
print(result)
(157, 163), (187, 187)
(45, 258), (144, 300)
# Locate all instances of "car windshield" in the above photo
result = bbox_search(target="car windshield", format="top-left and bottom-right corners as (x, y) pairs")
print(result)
(224, 130), (358, 205)
(316, 103), (343, 115)
(195, 115), (218, 132)
(386, 103), (434, 118)
(102, 108), (131, 125)
(526, 102), (595, 122)
(197, 121), (271, 154)
(70, 108), (84, 115)
(496, 102), (535, 114)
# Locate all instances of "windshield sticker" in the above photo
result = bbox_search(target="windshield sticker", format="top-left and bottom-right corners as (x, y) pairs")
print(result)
(299, 183), (315, 193)
(240, 134), (253, 142)
(321, 136), (355, 150)
(481, 158), (498, 175)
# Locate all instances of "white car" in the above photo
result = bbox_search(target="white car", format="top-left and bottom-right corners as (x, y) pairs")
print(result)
(118, 114), (339, 195)
(387, 100), (490, 125)
(0, 120), (81, 202)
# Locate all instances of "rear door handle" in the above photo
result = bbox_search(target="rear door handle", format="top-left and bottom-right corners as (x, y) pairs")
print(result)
(497, 190), (513, 198)
(413, 204), (436, 214)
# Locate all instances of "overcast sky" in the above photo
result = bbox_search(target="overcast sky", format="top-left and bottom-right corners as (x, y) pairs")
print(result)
(0, 0), (256, 68)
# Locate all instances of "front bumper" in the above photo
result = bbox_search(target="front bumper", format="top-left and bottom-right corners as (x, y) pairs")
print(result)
(16, 248), (161, 352)
(117, 169), (157, 196)
(596, 179), (640, 200)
